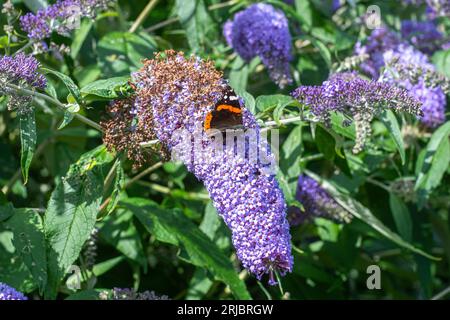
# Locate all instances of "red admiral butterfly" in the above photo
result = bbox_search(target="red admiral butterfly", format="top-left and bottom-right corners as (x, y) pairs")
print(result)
(204, 85), (243, 131)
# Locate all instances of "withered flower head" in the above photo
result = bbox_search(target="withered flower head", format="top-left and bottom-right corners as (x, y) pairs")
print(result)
(101, 97), (161, 168)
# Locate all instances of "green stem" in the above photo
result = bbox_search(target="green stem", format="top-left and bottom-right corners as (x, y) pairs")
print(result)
(366, 177), (391, 192)
(129, 0), (160, 33)
(145, 17), (179, 33)
(124, 161), (163, 189)
(5, 83), (103, 132)
(14, 41), (35, 55)
(431, 286), (450, 300)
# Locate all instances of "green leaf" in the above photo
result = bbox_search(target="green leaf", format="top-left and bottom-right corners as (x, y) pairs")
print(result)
(23, 0), (48, 12)
(97, 32), (157, 77)
(415, 121), (450, 203)
(186, 268), (213, 300)
(0, 203), (15, 222)
(44, 146), (112, 299)
(99, 209), (146, 269)
(306, 170), (438, 260)
(308, 37), (332, 69)
(175, 0), (216, 52)
(330, 112), (356, 140)
(80, 77), (130, 102)
(229, 57), (249, 93)
(280, 124), (303, 180)
(123, 197), (251, 300)
(432, 49), (450, 78)
(92, 256), (125, 277)
(105, 163), (125, 215)
(389, 194), (412, 242)
(199, 202), (231, 251)
(0, 230), (36, 293)
(381, 110), (405, 165)
(256, 94), (293, 114)
(315, 125), (335, 161)
(19, 112), (36, 185)
(42, 68), (83, 106)
(58, 111), (75, 130)
(235, 91), (256, 114)
(71, 20), (93, 59)
(6, 208), (47, 294)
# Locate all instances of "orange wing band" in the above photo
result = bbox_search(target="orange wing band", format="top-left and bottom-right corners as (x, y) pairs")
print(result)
(216, 104), (242, 114)
(204, 112), (213, 130)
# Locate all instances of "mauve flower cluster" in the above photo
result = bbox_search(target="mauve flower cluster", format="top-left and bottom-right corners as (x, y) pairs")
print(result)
(0, 53), (47, 114)
(224, 3), (293, 88)
(0, 283), (27, 300)
(20, 0), (113, 41)
(403, 0), (450, 17)
(292, 72), (422, 153)
(401, 20), (447, 54)
(289, 175), (352, 225)
(383, 44), (446, 128)
(128, 50), (293, 283)
(0, 53), (46, 89)
(354, 27), (402, 79)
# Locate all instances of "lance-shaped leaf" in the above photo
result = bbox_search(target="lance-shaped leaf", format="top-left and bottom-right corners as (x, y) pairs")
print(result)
(44, 145), (113, 299)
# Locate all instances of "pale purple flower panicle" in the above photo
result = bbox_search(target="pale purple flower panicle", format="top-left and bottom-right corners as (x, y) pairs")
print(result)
(0, 53), (46, 89)
(289, 175), (351, 225)
(401, 20), (447, 54)
(292, 72), (422, 152)
(425, 0), (450, 18)
(0, 53), (46, 114)
(225, 3), (293, 88)
(382, 44), (447, 128)
(0, 283), (28, 300)
(20, 0), (113, 41)
(131, 51), (293, 284)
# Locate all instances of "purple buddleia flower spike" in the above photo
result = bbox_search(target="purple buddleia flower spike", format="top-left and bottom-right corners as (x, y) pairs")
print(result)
(382, 44), (447, 128)
(225, 3), (293, 88)
(20, 0), (114, 41)
(130, 51), (293, 284)
(354, 27), (402, 79)
(292, 72), (422, 152)
(288, 175), (352, 225)
(401, 20), (447, 54)
(0, 53), (46, 89)
(0, 53), (47, 114)
(425, 0), (450, 18)
(0, 283), (28, 300)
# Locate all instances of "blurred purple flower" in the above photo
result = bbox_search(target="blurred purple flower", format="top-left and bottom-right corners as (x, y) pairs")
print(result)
(354, 27), (402, 79)
(0, 283), (28, 300)
(292, 72), (422, 152)
(289, 175), (351, 225)
(383, 44), (446, 128)
(0, 53), (47, 114)
(0, 53), (47, 89)
(224, 3), (293, 88)
(401, 20), (447, 54)
(20, 0), (113, 41)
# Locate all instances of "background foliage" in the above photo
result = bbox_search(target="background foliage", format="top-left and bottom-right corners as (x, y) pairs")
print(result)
(0, 0), (449, 300)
